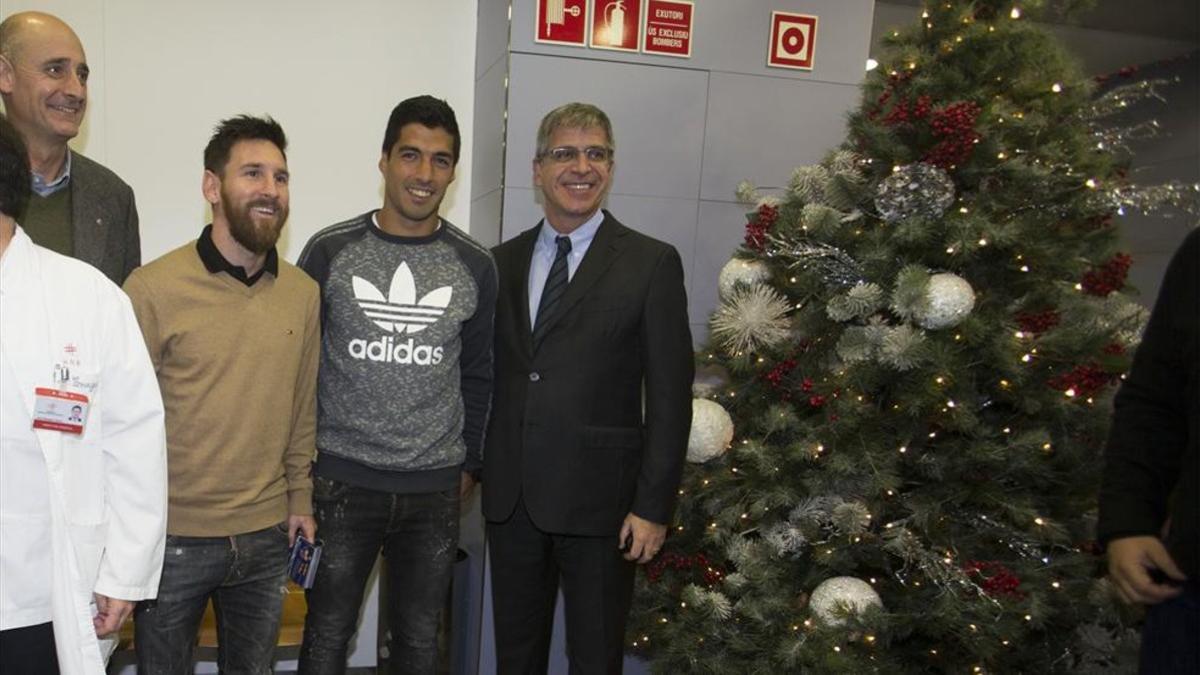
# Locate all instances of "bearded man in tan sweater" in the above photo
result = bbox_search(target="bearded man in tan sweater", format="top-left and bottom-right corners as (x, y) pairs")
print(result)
(123, 115), (319, 673)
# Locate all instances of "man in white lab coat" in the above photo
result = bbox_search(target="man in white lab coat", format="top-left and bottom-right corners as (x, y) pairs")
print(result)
(0, 114), (167, 674)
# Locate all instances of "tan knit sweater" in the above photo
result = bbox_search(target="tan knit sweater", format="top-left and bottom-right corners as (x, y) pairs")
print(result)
(124, 242), (319, 536)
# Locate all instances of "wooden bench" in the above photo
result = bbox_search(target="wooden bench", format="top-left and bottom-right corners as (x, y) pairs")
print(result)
(115, 582), (307, 657)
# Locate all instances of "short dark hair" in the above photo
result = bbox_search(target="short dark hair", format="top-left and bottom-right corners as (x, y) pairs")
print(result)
(203, 115), (287, 175)
(0, 114), (32, 219)
(381, 96), (460, 164)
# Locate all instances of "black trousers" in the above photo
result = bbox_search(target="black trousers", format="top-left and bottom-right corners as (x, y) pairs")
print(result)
(0, 622), (59, 675)
(487, 500), (636, 675)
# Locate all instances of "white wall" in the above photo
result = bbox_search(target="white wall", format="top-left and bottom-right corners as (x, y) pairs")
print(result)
(2, 0), (478, 264)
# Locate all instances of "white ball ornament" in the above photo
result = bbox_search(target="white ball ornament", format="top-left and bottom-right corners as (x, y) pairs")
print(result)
(809, 576), (883, 626)
(918, 272), (976, 330)
(686, 399), (734, 463)
(718, 258), (771, 299)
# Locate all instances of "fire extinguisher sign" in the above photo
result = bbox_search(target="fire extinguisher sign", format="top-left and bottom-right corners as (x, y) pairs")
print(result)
(590, 0), (642, 52)
(536, 0), (588, 46)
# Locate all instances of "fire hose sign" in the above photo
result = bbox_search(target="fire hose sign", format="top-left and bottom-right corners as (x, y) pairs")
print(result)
(536, 0), (588, 46)
(590, 0), (642, 52)
(642, 0), (693, 58)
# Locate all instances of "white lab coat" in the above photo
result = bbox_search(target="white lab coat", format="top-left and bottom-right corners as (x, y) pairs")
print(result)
(0, 228), (167, 674)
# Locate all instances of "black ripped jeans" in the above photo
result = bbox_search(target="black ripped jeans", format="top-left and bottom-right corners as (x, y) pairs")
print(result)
(297, 476), (459, 675)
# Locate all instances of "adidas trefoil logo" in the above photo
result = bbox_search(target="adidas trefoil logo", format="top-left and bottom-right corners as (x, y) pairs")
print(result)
(352, 262), (453, 335)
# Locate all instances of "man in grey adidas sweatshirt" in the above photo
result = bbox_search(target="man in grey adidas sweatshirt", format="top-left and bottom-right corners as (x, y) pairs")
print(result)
(295, 96), (496, 675)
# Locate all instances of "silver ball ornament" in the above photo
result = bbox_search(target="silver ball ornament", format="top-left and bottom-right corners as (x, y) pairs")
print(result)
(687, 399), (734, 463)
(809, 576), (883, 626)
(918, 272), (975, 330)
(718, 258), (771, 299)
(874, 162), (955, 223)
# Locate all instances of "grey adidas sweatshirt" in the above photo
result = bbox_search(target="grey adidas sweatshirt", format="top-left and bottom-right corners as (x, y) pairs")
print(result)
(298, 211), (497, 493)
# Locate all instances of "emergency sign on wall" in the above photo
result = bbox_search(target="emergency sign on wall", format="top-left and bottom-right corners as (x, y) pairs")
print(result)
(642, 0), (693, 58)
(591, 0), (642, 52)
(536, 0), (589, 46)
(767, 11), (818, 70)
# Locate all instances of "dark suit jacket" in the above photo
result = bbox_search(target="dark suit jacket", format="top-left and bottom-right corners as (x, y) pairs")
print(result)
(69, 150), (140, 285)
(483, 211), (694, 537)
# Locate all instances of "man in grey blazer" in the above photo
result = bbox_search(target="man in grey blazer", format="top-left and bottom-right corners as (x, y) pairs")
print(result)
(0, 11), (139, 285)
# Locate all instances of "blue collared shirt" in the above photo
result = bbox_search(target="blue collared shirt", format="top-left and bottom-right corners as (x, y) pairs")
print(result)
(30, 152), (72, 197)
(528, 209), (604, 327)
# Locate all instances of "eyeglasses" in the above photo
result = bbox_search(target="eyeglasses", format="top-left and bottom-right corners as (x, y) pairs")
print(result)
(540, 145), (613, 165)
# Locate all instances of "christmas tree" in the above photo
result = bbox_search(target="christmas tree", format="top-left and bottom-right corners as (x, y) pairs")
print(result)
(626, 1), (1185, 672)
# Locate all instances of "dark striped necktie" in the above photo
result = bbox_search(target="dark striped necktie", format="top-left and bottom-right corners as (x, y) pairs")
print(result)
(533, 235), (572, 345)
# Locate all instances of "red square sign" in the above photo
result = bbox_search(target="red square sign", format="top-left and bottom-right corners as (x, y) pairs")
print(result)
(536, 0), (588, 46)
(591, 0), (642, 52)
(643, 0), (693, 58)
(767, 11), (817, 70)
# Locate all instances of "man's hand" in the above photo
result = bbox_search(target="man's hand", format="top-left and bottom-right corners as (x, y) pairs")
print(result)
(619, 513), (667, 564)
(288, 514), (317, 548)
(460, 471), (478, 503)
(93, 594), (135, 637)
(1107, 535), (1187, 605)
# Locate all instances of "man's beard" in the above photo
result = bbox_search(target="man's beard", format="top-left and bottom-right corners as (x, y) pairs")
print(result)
(224, 188), (287, 255)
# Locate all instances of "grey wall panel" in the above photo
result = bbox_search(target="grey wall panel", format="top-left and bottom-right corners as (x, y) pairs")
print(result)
(501, 186), (546, 242)
(504, 53), (709, 199)
(689, 199), (752, 335)
(470, 188), (504, 248)
(477, 0), (512, 79)
(602, 193), (702, 299)
(700, 72), (860, 201)
(471, 57), (509, 200)
(511, 0), (874, 85)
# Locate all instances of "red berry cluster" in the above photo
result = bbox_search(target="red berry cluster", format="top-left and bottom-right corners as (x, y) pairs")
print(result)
(881, 94), (934, 126)
(1047, 363), (1118, 397)
(808, 395), (826, 409)
(744, 204), (779, 252)
(963, 560), (1024, 598)
(923, 101), (982, 169)
(1015, 309), (1061, 335)
(1081, 253), (1132, 296)
(868, 71), (916, 120)
(645, 552), (726, 587)
(761, 358), (797, 389)
(1102, 342), (1126, 356)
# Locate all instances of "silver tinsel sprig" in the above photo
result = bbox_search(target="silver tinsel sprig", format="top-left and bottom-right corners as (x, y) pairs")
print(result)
(1107, 181), (1200, 219)
(1083, 77), (1174, 119)
(882, 526), (1002, 608)
(1090, 119), (1163, 156)
(970, 514), (1072, 565)
(765, 234), (865, 288)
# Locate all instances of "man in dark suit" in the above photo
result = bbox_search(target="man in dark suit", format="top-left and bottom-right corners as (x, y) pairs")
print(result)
(484, 102), (694, 674)
(0, 11), (140, 285)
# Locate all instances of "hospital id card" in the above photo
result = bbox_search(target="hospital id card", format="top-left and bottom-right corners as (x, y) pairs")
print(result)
(32, 387), (90, 434)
